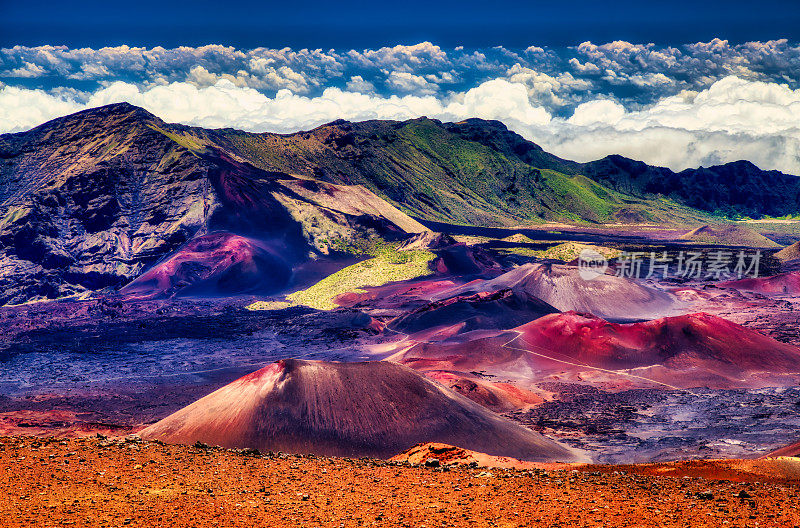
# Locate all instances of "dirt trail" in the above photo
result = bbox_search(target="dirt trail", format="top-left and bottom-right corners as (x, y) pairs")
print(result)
(1, 436), (799, 527)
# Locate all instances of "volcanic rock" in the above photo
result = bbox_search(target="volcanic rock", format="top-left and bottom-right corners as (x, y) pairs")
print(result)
(139, 359), (582, 462)
(433, 262), (680, 322)
(388, 287), (558, 335)
(720, 271), (800, 295)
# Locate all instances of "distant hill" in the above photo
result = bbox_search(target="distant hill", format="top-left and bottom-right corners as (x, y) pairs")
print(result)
(2, 103), (798, 304)
(678, 225), (781, 248)
(212, 117), (800, 222)
(211, 117), (712, 226)
(579, 155), (800, 219)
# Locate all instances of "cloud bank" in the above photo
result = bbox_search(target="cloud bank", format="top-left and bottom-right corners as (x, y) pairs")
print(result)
(2, 41), (800, 174)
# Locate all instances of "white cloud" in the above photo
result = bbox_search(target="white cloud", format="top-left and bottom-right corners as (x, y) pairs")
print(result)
(445, 79), (551, 126)
(528, 76), (800, 173)
(505, 64), (592, 108)
(349, 42), (448, 70)
(2, 71), (800, 176)
(345, 75), (376, 94)
(0, 77), (550, 134)
(567, 99), (626, 126)
(4, 61), (47, 78)
(569, 58), (601, 74)
(386, 71), (438, 95)
(0, 85), (82, 132)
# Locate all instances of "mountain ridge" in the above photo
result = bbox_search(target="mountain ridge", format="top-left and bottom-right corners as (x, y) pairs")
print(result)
(1, 103), (798, 304)
(0, 103), (423, 304)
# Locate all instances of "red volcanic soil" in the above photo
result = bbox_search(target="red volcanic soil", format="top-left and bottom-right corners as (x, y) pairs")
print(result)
(390, 311), (800, 390)
(435, 262), (681, 322)
(424, 371), (544, 412)
(720, 271), (800, 295)
(120, 231), (291, 299)
(139, 359), (582, 462)
(2, 436), (798, 528)
(515, 311), (800, 385)
(766, 440), (800, 458)
(333, 278), (462, 312)
(390, 331), (535, 376)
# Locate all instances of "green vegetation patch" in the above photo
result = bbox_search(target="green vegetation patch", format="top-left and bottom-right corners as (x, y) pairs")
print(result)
(286, 249), (435, 310)
(501, 233), (537, 244)
(0, 205), (32, 231)
(247, 247), (436, 312)
(535, 242), (622, 262)
(245, 300), (292, 311)
(149, 125), (208, 153)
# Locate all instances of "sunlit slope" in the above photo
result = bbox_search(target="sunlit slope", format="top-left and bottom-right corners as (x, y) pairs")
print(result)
(217, 118), (712, 226)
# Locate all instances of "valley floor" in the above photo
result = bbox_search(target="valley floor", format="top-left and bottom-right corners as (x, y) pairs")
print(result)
(1, 436), (799, 528)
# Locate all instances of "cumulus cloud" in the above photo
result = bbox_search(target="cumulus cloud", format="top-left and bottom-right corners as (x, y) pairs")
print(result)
(0, 85), (82, 131)
(345, 75), (376, 94)
(0, 76), (551, 134)
(4, 61), (47, 78)
(386, 71), (438, 95)
(529, 76), (800, 173)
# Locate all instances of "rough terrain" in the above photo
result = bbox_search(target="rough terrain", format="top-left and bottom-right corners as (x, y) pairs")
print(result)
(2, 436), (799, 528)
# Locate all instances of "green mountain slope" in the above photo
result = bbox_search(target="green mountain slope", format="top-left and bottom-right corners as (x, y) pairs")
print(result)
(205, 118), (711, 226)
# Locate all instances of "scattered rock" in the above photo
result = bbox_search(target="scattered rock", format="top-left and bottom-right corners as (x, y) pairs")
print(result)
(696, 490), (714, 500)
(424, 458), (441, 468)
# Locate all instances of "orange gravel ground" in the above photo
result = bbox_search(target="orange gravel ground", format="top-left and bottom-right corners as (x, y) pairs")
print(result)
(1, 436), (799, 528)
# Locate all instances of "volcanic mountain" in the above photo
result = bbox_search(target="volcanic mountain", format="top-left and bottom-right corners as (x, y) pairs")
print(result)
(3, 103), (799, 305)
(775, 241), (800, 262)
(119, 232), (292, 299)
(767, 440), (800, 458)
(223, 118), (800, 223)
(388, 288), (559, 336)
(720, 271), (800, 295)
(139, 359), (582, 462)
(389, 311), (800, 390)
(0, 104), (423, 304)
(516, 312), (800, 377)
(429, 262), (681, 322)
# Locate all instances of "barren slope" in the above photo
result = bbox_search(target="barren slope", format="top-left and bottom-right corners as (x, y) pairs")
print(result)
(140, 359), (581, 462)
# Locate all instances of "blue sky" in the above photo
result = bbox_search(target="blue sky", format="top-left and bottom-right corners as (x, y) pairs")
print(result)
(2, 0), (800, 48)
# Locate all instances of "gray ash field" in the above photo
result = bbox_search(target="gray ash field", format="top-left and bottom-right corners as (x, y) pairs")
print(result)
(513, 383), (800, 463)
